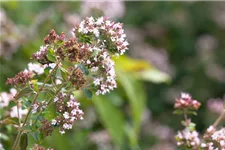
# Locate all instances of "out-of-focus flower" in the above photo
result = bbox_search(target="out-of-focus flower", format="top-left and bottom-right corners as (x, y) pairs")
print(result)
(89, 130), (113, 150)
(202, 127), (225, 149)
(207, 96), (225, 114)
(175, 128), (200, 149)
(0, 8), (21, 59)
(31, 144), (54, 150)
(205, 63), (225, 83)
(10, 106), (28, 118)
(196, 34), (218, 51)
(150, 142), (176, 150)
(174, 93), (201, 110)
(212, 2), (225, 28)
(125, 27), (173, 75)
(152, 124), (175, 141)
(81, 1), (125, 19)
(64, 13), (81, 28)
(0, 92), (12, 108)
(77, 107), (97, 129)
(0, 89), (28, 118)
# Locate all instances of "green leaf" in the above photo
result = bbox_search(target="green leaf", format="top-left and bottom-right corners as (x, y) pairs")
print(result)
(47, 48), (56, 62)
(15, 87), (33, 99)
(92, 95), (125, 147)
(0, 117), (19, 125)
(7, 100), (16, 109)
(118, 73), (146, 148)
(82, 88), (92, 99)
(77, 64), (89, 75)
(19, 133), (28, 150)
(187, 110), (197, 116)
(173, 109), (184, 115)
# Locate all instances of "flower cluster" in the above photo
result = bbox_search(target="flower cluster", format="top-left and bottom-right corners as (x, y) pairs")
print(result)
(6, 70), (33, 86)
(0, 89), (28, 118)
(174, 93), (201, 110)
(175, 128), (200, 149)
(32, 101), (48, 114)
(4, 17), (129, 149)
(76, 45), (117, 95)
(201, 126), (225, 149)
(73, 16), (129, 56)
(51, 92), (84, 134)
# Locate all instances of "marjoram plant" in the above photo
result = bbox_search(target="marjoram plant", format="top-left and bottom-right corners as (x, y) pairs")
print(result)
(174, 93), (225, 150)
(1, 17), (129, 150)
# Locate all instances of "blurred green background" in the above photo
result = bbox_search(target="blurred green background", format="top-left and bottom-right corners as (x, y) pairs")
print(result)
(1, 1), (225, 150)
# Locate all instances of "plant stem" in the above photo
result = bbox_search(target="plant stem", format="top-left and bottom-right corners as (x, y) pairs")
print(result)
(213, 109), (225, 128)
(183, 108), (188, 122)
(12, 61), (61, 150)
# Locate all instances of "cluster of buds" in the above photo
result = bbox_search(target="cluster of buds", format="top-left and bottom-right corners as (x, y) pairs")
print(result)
(174, 93), (201, 110)
(201, 126), (225, 149)
(6, 70), (33, 86)
(51, 92), (84, 134)
(175, 128), (200, 149)
(68, 67), (86, 89)
(39, 119), (54, 138)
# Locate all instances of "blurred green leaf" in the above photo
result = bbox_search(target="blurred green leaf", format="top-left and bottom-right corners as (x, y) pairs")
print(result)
(114, 55), (170, 83)
(77, 64), (89, 75)
(173, 109), (184, 115)
(7, 100), (16, 109)
(0, 117), (19, 125)
(82, 88), (92, 99)
(137, 69), (171, 83)
(92, 95), (125, 147)
(118, 73), (146, 147)
(187, 110), (197, 116)
(19, 133), (28, 150)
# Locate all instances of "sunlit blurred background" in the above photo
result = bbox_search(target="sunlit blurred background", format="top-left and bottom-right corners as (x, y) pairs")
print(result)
(1, 1), (225, 150)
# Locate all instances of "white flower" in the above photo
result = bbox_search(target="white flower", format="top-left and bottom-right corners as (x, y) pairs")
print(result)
(59, 130), (65, 135)
(71, 109), (77, 115)
(28, 63), (44, 75)
(32, 104), (39, 114)
(49, 63), (56, 69)
(55, 79), (62, 85)
(96, 17), (104, 25)
(51, 119), (57, 125)
(63, 112), (70, 119)
(10, 106), (28, 118)
(54, 97), (59, 102)
(91, 66), (98, 72)
(10, 88), (17, 97)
